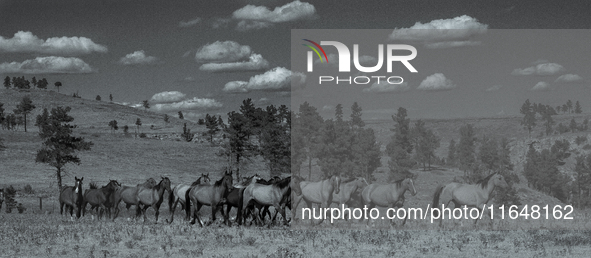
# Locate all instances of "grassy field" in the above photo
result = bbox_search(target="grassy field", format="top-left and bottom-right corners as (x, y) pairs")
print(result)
(2, 88), (591, 257)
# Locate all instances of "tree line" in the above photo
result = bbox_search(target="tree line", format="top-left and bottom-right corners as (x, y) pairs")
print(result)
(520, 99), (588, 138)
(4, 75), (61, 92)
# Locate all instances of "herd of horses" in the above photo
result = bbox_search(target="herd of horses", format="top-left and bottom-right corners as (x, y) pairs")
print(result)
(54, 169), (509, 227)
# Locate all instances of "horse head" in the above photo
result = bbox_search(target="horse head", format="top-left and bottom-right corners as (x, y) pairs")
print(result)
(291, 176), (303, 196)
(201, 173), (211, 184)
(332, 175), (341, 194)
(404, 178), (417, 196)
(160, 177), (172, 193)
(492, 173), (509, 188)
(74, 177), (84, 194)
(221, 173), (234, 192)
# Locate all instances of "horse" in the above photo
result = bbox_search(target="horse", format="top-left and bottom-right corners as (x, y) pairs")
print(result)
(136, 177), (172, 223)
(432, 173), (508, 226)
(167, 173), (211, 223)
(251, 176), (284, 223)
(223, 174), (262, 226)
(293, 175), (341, 224)
(186, 170), (234, 226)
(330, 177), (369, 219)
(59, 177), (84, 218)
(112, 178), (159, 221)
(242, 177), (292, 226)
(361, 177), (417, 226)
(82, 180), (121, 219)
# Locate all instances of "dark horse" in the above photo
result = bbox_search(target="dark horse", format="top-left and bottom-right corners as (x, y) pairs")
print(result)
(136, 177), (172, 223)
(186, 170), (234, 226)
(59, 177), (84, 218)
(82, 180), (121, 219)
(167, 174), (211, 223)
(223, 174), (261, 226)
(242, 177), (292, 226)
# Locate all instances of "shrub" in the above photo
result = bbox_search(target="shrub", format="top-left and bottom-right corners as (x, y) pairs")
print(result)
(23, 184), (34, 194)
(139, 133), (147, 138)
(583, 144), (591, 150)
(575, 135), (588, 145)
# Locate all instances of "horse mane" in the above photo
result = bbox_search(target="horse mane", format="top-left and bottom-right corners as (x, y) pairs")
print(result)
(89, 182), (98, 189)
(477, 173), (497, 188)
(340, 177), (356, 184)
(394, 178), (405, 188)
(256, 178), (273, 185)
(274, 176), (291, 188)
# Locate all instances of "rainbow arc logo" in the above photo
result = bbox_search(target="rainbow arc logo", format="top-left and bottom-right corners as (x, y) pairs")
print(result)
(302, 39), (329, 63)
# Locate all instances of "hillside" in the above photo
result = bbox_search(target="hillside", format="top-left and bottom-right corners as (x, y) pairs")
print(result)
(0, 88), (269, 199)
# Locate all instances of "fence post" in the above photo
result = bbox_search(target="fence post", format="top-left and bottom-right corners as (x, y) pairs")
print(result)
(39, 197), (43, 210)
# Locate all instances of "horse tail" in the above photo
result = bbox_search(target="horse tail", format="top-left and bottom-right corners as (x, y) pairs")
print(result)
(168, 186), (175, 211)
(184, 186), (192, 219)
(432, 185), (444, 217)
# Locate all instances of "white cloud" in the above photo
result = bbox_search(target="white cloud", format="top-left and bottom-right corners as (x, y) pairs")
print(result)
(512, 62), (565, 76)
(179, 17), (202, 28)
(119, 50), (158, 65)
(195, 41), (252, 63)
(0, 31), (107, 55)
(232, 0), (316, 31)
(223, 67), (306, 93)
(486, 85), (503, 92)
(0, 56), (94, 74)
(363, 81), (410, 93)
(389, 15), (487, 48)
(531, 81), (551, 91)
(151, 97), (223, 112)
(417, 73), (456, 91)
(199, 53), (269, 72)
(150, 91), (187, 103)
(555, 74), (583, 83)
(222, 81), (249, 93)
(236, 20), (273, 31)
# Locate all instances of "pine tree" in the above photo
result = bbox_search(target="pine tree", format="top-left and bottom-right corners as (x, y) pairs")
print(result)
(575, 101), (583, 114)
(178, 111), (184, 119)
(4, 76), (11, 89)
(520, 99), (536, 137)
(386, 107), (414, 177)
(447, 139), (456, 165)
(14, 96), (36, 132)
(350, 102), (364, 127)
(35, 106), (93, 192)
(205, 114), (219, 142)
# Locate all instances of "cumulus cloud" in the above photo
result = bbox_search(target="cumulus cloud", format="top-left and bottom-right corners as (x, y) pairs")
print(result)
(389, 15), (487, 48)
(486, 85), (503, 92)
(0, 56), (94, 74)
(417, 73), (456, 91)
(150, 91), (187, 103)
(199, 53), (269, 72)
(0, 31), (107, 55)
(232, 1), (316, 31)
(322, 105), (334, 111)
(179, 17), (202, 27)
(119, 50), (159, 65)
(512, 62), (565, 76)
(555, 74), (583, 83)
(151, 97), (223, 112)
(223, 67), (306, 93)
(363, 81), (410, 93)
(236, 20), (273, 31)
(531, 81), (551, 91)
(195, 41), (252, 63)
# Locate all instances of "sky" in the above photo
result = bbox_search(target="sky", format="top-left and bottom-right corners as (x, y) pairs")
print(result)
(1, 0), (591, 121)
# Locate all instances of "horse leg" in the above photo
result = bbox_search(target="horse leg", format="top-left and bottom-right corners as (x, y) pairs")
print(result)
(194, 203), (204, 227)
(60, 201), (64, 215)
(225, 205), (232, 227)
(304, 200), (314, 224)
